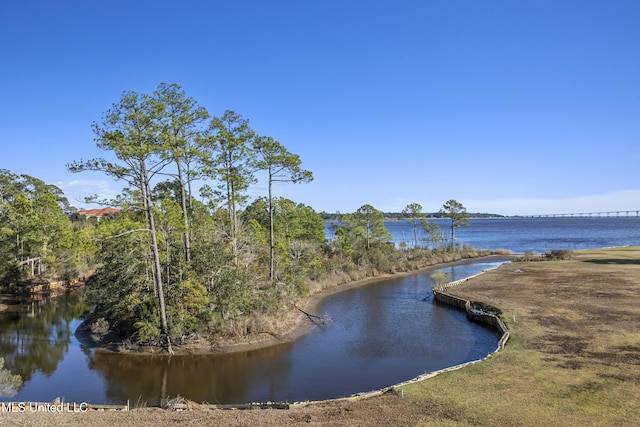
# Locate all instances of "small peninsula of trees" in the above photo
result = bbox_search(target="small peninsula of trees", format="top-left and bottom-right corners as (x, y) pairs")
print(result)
(66, 83), (318, 351)
(0, 83), (491, 350)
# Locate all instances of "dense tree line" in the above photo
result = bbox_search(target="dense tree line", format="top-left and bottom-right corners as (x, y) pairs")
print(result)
(0, 170), (89, 286)
(320, 211), (503, 220)
(1, 83), (484, 351)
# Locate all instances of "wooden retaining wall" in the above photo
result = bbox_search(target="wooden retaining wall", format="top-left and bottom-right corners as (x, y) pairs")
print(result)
(434, 271), (486, 291)
(433, 281), (510, 351)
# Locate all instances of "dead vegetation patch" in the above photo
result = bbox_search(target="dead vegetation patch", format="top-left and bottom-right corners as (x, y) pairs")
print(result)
(598, 373), (640, 384)
(588, 344), (640, 366)
(530, 334), (589, 356)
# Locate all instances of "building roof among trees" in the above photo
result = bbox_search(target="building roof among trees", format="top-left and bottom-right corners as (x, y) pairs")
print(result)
(70, 207), (120, 220)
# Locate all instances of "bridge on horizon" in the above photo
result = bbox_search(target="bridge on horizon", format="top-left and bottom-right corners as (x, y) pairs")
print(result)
(515, 210), (640, 218)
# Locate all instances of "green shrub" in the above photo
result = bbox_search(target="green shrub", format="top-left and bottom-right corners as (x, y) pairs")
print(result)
(90, 317), (110, 335)
(431, 270), (451, 288)
(515, 251), (543, 262)
(134, 320), (161, 344)
(545, 249), (574, 260)
(366, 246), (393, 273)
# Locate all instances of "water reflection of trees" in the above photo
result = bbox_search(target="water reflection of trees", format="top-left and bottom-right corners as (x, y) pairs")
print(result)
(86, 343), (294, 406)
(0, 291), (84, 384)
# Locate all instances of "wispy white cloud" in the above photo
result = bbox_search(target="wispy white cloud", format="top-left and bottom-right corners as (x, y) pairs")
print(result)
(463, 190), (640, 216)
(55, 179), (122, 208)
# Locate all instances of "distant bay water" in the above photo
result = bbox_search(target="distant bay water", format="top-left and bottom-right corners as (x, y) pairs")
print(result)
(325, 216), (640, 254)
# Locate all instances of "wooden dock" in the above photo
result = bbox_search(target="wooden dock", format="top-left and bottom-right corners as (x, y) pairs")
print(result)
(17, 272), (94, 298)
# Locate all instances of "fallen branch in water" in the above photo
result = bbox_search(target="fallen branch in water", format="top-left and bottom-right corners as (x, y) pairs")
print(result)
(295, 305), (331, 325)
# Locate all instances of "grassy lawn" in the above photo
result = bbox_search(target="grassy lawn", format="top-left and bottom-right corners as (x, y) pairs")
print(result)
(405, 246), (640, 426)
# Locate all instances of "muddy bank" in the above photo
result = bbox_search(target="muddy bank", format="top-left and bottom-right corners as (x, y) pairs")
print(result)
(75, 254), (512, 356)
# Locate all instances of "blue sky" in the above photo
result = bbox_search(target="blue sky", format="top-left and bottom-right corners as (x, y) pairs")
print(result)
(1, 1), (639, 216)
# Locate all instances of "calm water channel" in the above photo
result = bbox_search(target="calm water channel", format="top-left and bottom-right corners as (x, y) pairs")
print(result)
(0, 261), (503, 405)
